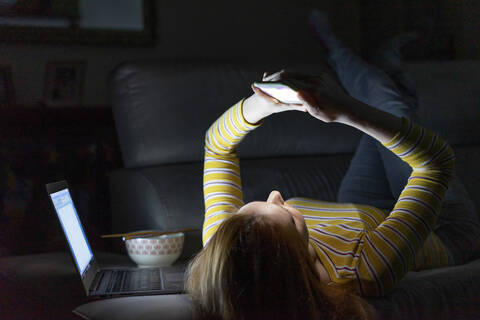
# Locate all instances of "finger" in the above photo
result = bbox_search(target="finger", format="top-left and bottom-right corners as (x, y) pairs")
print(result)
(264, 69), (285, 82)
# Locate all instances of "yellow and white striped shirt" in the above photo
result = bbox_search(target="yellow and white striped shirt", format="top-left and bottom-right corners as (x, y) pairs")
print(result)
(203, 99), (455, 297)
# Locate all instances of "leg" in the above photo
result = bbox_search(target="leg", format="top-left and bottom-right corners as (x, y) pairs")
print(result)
(309, 11), (413, 118)
(337, 135), (395, 210)
(371, 30), (480, 262)
(328, 50), (413, 118)
(371, 31), (421, 110)
(342, 141), (480, 265)
(312, 10), (480, 265)
(372, 44), (480, 264)
(337, 132), (413, 210)
(310, 10), (415, 201)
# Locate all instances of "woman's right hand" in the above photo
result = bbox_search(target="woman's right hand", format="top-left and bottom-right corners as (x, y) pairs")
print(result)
(259, 69), (403, 143)
(274, 70), (356, 123)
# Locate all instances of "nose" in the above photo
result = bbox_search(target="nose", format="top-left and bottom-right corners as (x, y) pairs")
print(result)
(267, 190), (284, 205)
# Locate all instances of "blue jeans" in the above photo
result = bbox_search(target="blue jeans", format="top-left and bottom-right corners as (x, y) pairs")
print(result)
(330, 43), (480, 265)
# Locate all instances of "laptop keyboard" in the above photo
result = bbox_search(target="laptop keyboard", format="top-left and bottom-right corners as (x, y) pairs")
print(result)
(101, 269), (163, 294)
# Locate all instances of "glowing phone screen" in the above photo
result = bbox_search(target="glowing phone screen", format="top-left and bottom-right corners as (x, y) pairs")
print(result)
(253, 82), (301, 104)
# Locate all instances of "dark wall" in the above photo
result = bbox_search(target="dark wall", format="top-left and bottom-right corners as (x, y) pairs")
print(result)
(0, 0), (361, 107)
(2, 1), (477, 108)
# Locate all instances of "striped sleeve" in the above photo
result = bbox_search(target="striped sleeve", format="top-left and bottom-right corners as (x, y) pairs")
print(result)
(202, 99), (261, 246)
(357, 117), (455, 297)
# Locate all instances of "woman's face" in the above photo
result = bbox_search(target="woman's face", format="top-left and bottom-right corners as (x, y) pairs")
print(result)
(238, 191), (309, 243)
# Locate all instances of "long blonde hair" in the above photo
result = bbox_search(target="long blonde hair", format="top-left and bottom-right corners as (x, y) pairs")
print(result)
(185, 213), (376, 320)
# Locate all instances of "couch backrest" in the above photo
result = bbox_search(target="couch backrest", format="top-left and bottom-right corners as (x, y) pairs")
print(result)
(109, 60), (480, 168)
(108, 61), (361, 169)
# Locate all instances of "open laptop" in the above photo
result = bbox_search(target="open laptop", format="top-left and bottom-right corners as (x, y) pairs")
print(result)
(46, 180), (186, 298)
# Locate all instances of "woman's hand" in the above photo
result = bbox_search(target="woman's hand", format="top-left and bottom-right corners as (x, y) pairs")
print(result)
(283, 70), (402, 142)
(275, 70), (355, 123)
(242, 71), (307, 124)
(246, 69), (403, 143)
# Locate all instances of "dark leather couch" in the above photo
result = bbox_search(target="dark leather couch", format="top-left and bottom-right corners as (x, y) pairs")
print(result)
(69, 60), (480, 320)
(49, 60), (480, 319)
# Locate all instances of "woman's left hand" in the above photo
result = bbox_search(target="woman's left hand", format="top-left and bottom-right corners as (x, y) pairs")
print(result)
(242, 71), (307, 124)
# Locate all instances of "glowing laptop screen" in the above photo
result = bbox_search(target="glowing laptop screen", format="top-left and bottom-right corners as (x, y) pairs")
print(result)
(50, 188), (93, 275)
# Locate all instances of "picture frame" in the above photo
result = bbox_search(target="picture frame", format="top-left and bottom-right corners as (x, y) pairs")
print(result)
(0, 0), (156, 46)
(43, 60), (85, 107)
(0, 65), (15, 107)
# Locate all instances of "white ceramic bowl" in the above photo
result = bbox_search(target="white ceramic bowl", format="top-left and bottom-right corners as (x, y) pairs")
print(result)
(124, 232), (184, 267)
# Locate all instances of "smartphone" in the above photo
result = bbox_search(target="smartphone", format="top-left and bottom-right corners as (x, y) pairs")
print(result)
(253, 81), (302, 105)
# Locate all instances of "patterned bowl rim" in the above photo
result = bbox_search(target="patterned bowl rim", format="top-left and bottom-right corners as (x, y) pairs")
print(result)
(124, 232), (184, 242)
